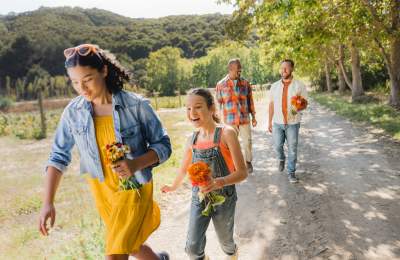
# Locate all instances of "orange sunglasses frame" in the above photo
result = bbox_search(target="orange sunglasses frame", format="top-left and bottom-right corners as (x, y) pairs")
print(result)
(63, 44), (100, 59)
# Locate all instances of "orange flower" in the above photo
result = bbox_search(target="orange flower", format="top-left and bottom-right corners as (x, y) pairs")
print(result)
(291, 95), (308, 111)
(187, 161), (211, 187)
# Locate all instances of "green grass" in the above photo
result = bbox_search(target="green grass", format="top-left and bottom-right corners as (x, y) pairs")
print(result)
(0, 109), (61, 139)
(311, 92), (400, 140)
(149, 95), (185, 109)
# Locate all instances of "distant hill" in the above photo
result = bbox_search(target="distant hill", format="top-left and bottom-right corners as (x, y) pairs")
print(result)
(0, 6), (231, 78)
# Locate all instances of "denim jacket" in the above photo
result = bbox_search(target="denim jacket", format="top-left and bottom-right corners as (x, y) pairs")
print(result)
(45, 90), (172, 183)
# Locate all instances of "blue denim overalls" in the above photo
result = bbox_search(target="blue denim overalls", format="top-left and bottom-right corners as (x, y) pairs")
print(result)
(185, 126), (238, 260)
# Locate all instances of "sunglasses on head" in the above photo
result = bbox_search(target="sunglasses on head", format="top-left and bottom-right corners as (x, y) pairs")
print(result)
(63, 44), (101, 59)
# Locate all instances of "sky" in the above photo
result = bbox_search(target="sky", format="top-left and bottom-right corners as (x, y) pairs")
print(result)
(0, 0), (235, 18)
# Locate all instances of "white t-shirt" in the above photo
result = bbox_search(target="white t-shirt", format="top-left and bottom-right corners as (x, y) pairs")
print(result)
(269, 79), (308, 125)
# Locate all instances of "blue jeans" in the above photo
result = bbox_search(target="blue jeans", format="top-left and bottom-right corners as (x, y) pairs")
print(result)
(272, 123), (300, 175)
(185, 186), (237, 260)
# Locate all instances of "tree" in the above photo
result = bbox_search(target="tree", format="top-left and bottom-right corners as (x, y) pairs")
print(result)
(360, 0), (400, 107)
(0, 36), (36, 80)
(223, 0), (368, 100)
(146, 47), (182, 96)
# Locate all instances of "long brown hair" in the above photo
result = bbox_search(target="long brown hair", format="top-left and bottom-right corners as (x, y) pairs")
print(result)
(188, 88), (220, 123)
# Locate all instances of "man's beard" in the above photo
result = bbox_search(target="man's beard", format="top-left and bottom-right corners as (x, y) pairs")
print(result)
(281, 73), (292, 80)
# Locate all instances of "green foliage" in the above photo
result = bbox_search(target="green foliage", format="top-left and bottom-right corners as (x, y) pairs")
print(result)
(224, 0), (395, 96)
(146, 47), (193, 96)
(192, 42), (274, 88)
(0, 7), (233, 99)
(312, 92), (400, 140)
(0, 7), (229, 75)
(0, 110), (60, 139)
(0, 97), (13, 110)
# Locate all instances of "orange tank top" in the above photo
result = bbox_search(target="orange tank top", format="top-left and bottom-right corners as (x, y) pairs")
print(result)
(187, 127), (235, 173)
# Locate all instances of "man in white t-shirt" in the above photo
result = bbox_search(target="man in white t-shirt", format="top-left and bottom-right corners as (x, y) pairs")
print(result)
(268, 59), (308, 183)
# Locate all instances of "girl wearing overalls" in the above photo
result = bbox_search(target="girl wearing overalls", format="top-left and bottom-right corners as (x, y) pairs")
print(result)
(162, 88), (248, 260)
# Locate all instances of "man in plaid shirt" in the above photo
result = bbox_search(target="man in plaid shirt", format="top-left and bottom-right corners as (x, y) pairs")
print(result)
(215, 58), (257, 173)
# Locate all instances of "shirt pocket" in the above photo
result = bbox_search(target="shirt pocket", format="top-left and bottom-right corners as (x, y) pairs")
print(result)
(220, 86), (233, 101)
(71, 124), (88, 150)
(120, 124), (142, 153)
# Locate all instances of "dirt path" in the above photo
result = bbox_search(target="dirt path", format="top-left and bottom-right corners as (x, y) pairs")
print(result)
(148, 97), (400, 260)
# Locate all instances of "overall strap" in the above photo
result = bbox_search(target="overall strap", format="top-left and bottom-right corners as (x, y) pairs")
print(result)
(191, 131), (200, 146)
(213, 126), (223, 145)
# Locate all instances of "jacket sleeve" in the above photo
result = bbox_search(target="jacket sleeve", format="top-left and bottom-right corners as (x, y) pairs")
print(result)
(138, 98), (172, 166)
(45, 110), (75, 174)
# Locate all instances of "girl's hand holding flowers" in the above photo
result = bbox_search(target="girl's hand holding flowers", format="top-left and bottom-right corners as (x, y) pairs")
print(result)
(200, 177), (225, 194)
(188, 161), (226, 216)
(104, 142), (142, 192)
(111, 159), (139, 179)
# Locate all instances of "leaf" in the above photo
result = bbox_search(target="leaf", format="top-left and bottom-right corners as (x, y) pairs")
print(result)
(211, 194), (225, 207)
(201, 201), (212, 217)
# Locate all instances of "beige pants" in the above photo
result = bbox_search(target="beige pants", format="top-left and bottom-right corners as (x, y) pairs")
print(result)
(232, 123), (252, 162)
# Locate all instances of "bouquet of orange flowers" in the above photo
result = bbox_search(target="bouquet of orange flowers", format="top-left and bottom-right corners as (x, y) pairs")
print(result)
(187, 161), (225, 216)
(290, 94), (308, 115)
(104, 142), (142, 193)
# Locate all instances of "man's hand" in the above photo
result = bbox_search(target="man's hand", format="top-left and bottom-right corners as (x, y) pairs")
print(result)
(268, 123), (273, 133)
(251, 117), (257, 127)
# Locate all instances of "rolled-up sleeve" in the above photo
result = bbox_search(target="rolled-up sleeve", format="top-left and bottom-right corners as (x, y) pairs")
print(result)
(138, 99), (172, 165)
(45, 110), (75, 174)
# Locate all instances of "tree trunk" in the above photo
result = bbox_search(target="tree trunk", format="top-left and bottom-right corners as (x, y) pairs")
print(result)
(337, 45), (346, 93)
(38, 87), (46, 138)
(350, 41), (364, 100)
(388, 0), (400, 107)
(318, 68), (325, 92)
(325, 60), (333, 92)
(389, 36), (400, 107)
(336, 61), (346, 93)
(338, 45), (353, 90)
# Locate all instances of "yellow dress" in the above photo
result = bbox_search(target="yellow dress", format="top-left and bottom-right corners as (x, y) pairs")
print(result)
(86, 115), (160, 255)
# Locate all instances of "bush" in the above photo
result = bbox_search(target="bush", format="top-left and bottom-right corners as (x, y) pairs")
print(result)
(0, 97), (13, 110)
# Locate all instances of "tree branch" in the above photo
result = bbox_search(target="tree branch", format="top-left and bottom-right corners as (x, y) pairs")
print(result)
(374, 37), (393, 77)
(360, 0), (392, 35)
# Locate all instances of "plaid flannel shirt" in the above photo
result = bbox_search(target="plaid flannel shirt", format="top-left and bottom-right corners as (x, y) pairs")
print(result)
(215, 75), (255, 126)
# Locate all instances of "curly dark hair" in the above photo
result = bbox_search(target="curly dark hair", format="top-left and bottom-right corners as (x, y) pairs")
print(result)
(64, 44), (132, 94)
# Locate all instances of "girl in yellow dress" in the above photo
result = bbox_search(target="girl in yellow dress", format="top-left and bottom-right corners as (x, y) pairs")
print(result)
(38, 44), (171, 260)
